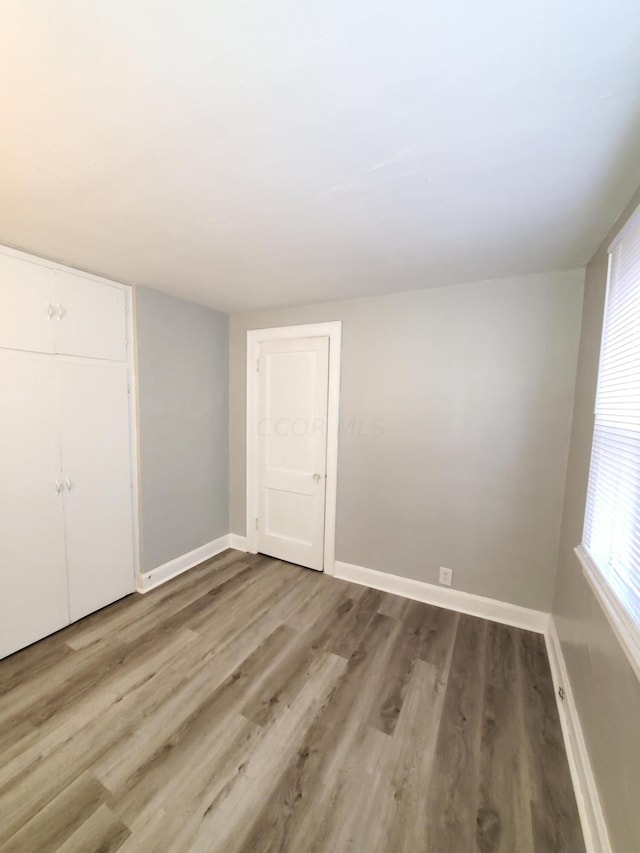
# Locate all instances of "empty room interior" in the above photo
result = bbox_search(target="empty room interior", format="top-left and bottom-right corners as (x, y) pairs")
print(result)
(2, 1), (640, 851)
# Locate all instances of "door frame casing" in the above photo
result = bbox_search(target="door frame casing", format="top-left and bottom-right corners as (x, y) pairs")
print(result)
(246, 322), (342, 575)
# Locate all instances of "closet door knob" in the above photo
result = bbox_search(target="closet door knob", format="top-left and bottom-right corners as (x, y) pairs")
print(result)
(56, 304), (65, 319)
(65, 477), (73, 491)
(55, 479), (63, 495)
(47, 303), (56, 319)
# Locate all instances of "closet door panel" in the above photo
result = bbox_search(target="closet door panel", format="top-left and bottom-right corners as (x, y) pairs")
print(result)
(58, 361), (135, 621)
(0, 354), (70, 659)
(54, 272), (127, 362)
(0, 253), (56, 354)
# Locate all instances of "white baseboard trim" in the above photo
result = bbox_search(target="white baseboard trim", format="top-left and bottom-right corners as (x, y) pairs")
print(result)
(545, 618), (611, 853)
(137, 534), (233, 593)
(334, 561), (549, 633)
(229, 534), (248, 552)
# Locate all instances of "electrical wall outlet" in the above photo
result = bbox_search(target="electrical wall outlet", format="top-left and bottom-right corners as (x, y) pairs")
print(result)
(439, 567), (453, 586)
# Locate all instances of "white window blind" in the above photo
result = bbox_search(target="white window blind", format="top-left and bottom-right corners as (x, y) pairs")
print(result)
(582, 206), (640, 675)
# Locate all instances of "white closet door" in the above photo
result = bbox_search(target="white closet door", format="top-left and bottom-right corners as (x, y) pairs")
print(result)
(0, 353), (70, 659)
(258, 336), (329, 571)
(58, 361), (135, 621)
(54, 271), (127, 362)
(0, 252), (56, 354)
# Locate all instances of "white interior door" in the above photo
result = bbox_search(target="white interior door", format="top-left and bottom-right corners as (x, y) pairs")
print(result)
(58, 360), (135, 620)
(257, 336), (329, 570)
(0, 353), (70, 658)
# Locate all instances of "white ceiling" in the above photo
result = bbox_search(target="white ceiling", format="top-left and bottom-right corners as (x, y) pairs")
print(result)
(1, 1), (640, 313)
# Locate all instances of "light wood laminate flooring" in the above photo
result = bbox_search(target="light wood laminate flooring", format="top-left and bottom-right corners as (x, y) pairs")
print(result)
(0, 550), (585, 852)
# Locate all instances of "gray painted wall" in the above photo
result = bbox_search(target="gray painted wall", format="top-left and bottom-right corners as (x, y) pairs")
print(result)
(135, 286), (229, 571)
(230, 270), (584, 611)
(553, 186), (640, 851)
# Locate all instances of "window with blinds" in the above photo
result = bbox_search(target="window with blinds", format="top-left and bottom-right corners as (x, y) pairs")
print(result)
(581, 204), (640, 677)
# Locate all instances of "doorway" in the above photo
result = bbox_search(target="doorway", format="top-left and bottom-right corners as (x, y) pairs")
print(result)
(246, 322), (341, 574)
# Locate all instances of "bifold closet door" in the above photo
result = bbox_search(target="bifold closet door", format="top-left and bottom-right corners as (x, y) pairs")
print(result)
(0, 354), (70, 659)
(57, 361), (135, 621)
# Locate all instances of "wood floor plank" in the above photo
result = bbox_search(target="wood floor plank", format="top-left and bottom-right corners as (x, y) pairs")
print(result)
(476, 622), (534, 853)
(315, 723), (391, 853)
(0, 550), (585, 852)
(417, 600), (461, 673)
(282, 571), (357, 632)
(0, 630), (202, 842)
(424, 613), (488, 852)
(233, 613), (402, 853)
(240, 594), (357, 728)
(368, 599), (438, 736)
(377, 590), (412, 621)
(322, 586), (383, 659)
(0, 636), (74, 697)
(64, 549), (249, 652)
(184, 558), (299, 642)
(517, 630), (586, 853)
(0, 561), (257, 729)
(54, 804), (130, 853)
(0, 717), (35, 760)
(105, 624), (297, 827)
(144, 653), (347, 853)
(117, 713), (263, 844)
(0, 771), (110, 853)
(92, 622), (280, 793)
(370, 658), (449, 853)
(0, 628), (201, 792)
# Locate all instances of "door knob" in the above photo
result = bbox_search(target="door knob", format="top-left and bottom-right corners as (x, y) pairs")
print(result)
(47, 303), (56, 319)
(65, 477), (73, 491)
(56, 304), (65, 319)
(313, 473), (321, 483)
(55, 479), (63, 494)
